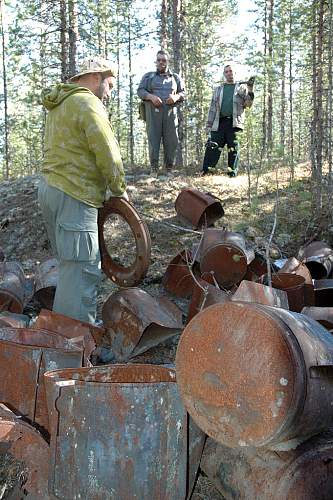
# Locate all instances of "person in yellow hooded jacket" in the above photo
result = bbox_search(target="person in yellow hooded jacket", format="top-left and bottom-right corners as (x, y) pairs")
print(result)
(38, 57), (127, 324)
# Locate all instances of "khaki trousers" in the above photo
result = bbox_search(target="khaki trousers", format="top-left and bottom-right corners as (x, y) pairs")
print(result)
(38, 178), (102, 323)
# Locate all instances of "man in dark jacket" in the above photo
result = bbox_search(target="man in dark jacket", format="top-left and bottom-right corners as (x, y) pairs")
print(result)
(137, 50), (185, 175)
(202, 64), (254, 177)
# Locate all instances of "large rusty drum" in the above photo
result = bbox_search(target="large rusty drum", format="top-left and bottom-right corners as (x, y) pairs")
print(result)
(176, 301), (333, 449)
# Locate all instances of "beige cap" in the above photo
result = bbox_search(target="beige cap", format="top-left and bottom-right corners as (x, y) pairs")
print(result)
(69, 57), (118, 81)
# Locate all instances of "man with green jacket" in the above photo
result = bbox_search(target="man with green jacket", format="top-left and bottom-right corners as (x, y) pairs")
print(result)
(39, 57), (127, 323)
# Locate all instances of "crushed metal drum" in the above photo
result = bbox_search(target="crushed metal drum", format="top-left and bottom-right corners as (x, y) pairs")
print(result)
(45, 364), (205, 500)
(314, 279), (333, 307)
(201, 433), (333, 500)
(0, 311), (30, 327)
(102, 288), (183, 361)
(98, 197), (151, 287)
(162, 249), (200, 298)
(0, 405), (50, 499)
(278, 257), (315, 307)
(0, 261), (27, 313)
(34, 257), (58, 310)
(34, 308), (105, 364)
(200, 229), (255, 289)
(188, 278), (230, 322)
(271, 273), (305, 312)
(231, 280), (289, 308)
(176, 301), (333, 449)
(0, 329), (83, 434)
(243, 253), (269, 281)
(175, 188), (224, 228)
(298, 240), (333, 279)
(301, 306), (333, 330)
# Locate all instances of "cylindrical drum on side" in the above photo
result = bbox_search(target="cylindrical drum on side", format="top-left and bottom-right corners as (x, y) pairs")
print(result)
(176, 301), (333, 449)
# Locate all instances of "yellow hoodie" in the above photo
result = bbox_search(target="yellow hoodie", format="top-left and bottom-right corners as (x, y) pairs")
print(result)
(41, 83), (126, 208)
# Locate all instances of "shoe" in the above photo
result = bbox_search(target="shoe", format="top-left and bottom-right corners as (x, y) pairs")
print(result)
(227, 167), (237, 177)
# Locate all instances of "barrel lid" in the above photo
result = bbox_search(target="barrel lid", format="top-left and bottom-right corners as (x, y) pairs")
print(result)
(200, 244), (248, 288)
(176, 301), (305, 447)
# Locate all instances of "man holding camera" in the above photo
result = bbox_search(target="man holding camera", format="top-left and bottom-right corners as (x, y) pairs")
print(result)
(201, 64), (254, 177)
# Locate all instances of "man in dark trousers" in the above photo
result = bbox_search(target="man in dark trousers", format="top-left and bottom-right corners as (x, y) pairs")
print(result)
(201, 64), (254, 177)
(137, 49), (185, 175)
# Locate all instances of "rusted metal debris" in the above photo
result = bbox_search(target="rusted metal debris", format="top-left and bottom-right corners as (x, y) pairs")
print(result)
(45, 364), (205, 500)
(298, 240), (333, 279)
(188, 278), (230, 322)
(199, 229), (255, 289)
(0, 328), (83, 434)
(302, 306), (333, 330)
(243, 253), (270, 282)
(176, 301), (333, 449)
(34, 309), (105, 364)
(0, 404), (50, 499)
(0, 311), (30, 327)
(102, 288), (183, 361)
(162, 249), (200, 298)
(314, 279), (333, 307)
(231, 280), (289, 308)
(0, 261), (28, 313)
(98, 197), (151, 287)
(175, 188), (224, 228)
(278, 256), (316, 307)
(271, 273), (305, 312)
(34, 257), (58, 310)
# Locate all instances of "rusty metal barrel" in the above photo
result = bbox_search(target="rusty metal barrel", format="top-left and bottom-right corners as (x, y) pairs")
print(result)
(175, 188), (224, 228)
(298, 240), (333, 279)
(271, 273), (305, 312)
(201, 433), (333, 500)
(0, 328), (83, 434)
(44, 364), (205, 500)
(34, 258), (58, 309)
(176, 301), (333, 449)
(0, 261), (27, 313)
(199, 229), (254, 289)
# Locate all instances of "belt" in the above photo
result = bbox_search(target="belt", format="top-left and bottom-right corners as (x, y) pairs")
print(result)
(220, 115), (232, 119)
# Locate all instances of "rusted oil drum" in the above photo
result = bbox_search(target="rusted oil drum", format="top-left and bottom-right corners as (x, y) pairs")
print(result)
(231, 280), (289, 308)
(44, 365), (205, 500)
(0, 329), (83, 434)
(0, 261), (27, 313)
(176, 301), (333, 449)
(0, 406), (50, 499)
(162, 249), (200, 298)
(278, 256), (315, 306)
(200, 229), (254, 289)
(0, 311), (30, 327)
(271, 273), (305, 312)
(298, 241), (333, 279)
(34, 257), (58, 309)
(98, 197), (151, 287)
(201, 433), (333, 500)
(187, 278), (230, 322)
(302, 306), (333, 330)
(175, 188), (224, 228)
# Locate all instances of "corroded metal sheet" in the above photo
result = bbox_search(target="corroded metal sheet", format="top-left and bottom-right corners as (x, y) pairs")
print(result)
(231, 280), (289, 308)
(34, 257), (58, 310)
(98, 197), (151, 287)
(0, 311), (30, 327)
(201, 433), (333, 500)
(0, 330), (83, 434)
(279, 256), (313, 284)
(199, 229), (254, 289)
(271, 273), (305, 312)
(162, 249), (200, 298)
(298, 240), (333, 279)
(176, 301), (333, 449)
(0, 406), (50, 499)
(302, 306), (333, 330)
(102, 288), (183, 361)
(34, 308), (105, 365)
(45, 364), (205, 500)
(175, 188), (224, 228)
(0, 261), (27, 313)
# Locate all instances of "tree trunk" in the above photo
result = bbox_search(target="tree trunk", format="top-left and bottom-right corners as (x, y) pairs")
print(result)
(0, 0), (9, 178)
(68, 0), (78, 77)
(288, 1), (294, 180)
(267, 0), (274, 151)
(172, 0), (183, 167)
(261, 0), (268, 157)
(160, 0), (168, 50)
(314, 0), (324, 211)
(59, 0), (68, 82)
(328, 0), (333, 210)
(128, 13), (134, 166)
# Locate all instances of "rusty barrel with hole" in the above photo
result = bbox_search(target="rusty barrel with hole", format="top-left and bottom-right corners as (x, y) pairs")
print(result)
(298, 240), (333, 279)
(200, 433), (333, 500)
(176, 301), (333, 449)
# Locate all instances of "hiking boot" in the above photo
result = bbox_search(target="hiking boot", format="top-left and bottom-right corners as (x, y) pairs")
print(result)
(227, 167), (237, 177)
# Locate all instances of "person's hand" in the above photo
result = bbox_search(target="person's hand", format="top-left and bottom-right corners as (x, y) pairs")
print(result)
(107, 190), (129, 202)
(166, 93), (179, 105)
(118, 191), (129, 201)
(149, 95), (163, 107)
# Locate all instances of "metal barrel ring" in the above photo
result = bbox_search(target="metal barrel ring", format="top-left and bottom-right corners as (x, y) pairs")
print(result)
(98, 197), (151, 287)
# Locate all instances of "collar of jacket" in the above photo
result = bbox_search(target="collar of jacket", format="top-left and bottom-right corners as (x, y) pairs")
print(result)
(156, 70), (173, 76)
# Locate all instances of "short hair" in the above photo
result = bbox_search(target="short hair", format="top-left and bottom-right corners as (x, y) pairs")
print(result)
(224, 64), (232, 72)
(156, 49), (169, 59)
